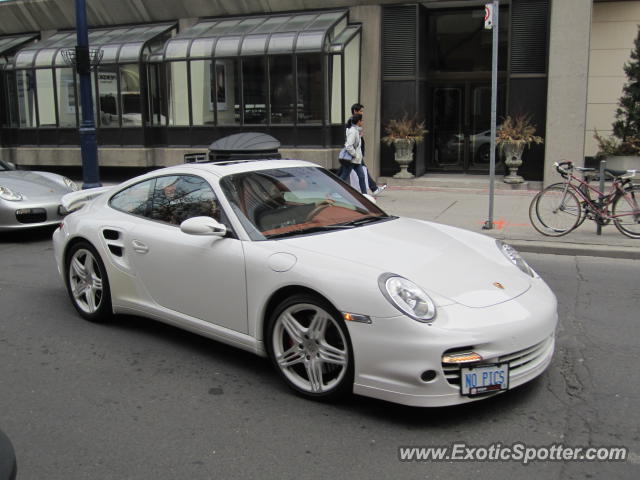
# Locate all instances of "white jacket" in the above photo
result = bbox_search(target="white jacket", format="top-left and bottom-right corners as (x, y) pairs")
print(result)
(344, 125), (363, 164)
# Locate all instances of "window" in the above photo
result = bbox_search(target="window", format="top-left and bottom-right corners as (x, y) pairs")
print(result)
(220, 167), (385, 239)
(216, 59), (240, 125)
(36, 68), (56, 126)
(329, 55), (342, 124)
(297, 55), (322, 124)
(0, 71), (7, 128)
(56, 67), (76, 127)
(110, 175), (221, 226)
(147, 63), (165, 126)
(17, 70), (35, 127)
(150, 175), (220, 225)
(428, 9), (509, 72)
(242, 57), (267, 124)
(168, 61), (189, 125)
(110, 179), (154, 216)
(269, 56), (294, 124)
(98, 65), (119, 127)
(120, 64), (142, 127)
(190, 59), (214, 125)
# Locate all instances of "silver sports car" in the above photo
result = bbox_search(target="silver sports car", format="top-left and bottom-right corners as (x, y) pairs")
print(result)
(0, 160), (79, 231)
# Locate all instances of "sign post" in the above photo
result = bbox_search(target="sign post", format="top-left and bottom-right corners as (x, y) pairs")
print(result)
(483, 0), (499, 230)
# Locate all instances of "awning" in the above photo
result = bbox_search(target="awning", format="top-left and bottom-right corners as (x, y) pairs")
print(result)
(0, 33), (39, 66)
(163, 10), (354, 60)
(13, 23), (175, 69)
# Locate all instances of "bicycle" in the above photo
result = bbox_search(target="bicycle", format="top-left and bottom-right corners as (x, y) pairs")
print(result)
(529, 161), (640, 238)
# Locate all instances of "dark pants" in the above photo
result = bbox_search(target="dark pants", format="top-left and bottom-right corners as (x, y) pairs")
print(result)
(339, 162), (368, 194)
(338, 159), (376, 192)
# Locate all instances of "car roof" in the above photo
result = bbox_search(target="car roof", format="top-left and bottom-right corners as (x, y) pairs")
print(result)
(157, 159), (319, 179)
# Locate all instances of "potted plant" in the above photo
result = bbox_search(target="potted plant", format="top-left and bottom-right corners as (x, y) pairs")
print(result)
(382, 116), (428, 179)
(496, 114), (544, 184)
(593, 25), (640, 170)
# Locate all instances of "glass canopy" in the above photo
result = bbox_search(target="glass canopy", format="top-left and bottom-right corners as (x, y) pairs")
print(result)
(13, 23), (175, 68)
(163, 10), (351, 60)
(0, 33), (38, 67)
(0, 33), (38, 56)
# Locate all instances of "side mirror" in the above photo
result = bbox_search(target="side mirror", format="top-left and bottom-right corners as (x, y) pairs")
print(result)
(180, 216), (227, 237)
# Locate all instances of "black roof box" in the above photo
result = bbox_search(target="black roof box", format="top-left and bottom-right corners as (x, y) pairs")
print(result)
(207, 132), (281, 162)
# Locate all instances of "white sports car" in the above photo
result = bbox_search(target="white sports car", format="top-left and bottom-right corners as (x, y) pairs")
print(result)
(52, 159), (557, 407)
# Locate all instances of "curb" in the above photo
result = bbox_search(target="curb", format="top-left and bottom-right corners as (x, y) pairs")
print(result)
(504, 239), (640, 260)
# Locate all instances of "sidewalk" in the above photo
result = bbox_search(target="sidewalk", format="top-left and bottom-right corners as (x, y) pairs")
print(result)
(375, 174), (640, 259)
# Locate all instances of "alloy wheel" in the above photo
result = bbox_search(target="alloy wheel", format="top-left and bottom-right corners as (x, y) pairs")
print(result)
(272, 302), (349, 395)
(68, 248), (104, 314)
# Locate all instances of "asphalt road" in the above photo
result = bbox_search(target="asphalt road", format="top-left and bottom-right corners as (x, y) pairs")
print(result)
(0, 228), (638, 479)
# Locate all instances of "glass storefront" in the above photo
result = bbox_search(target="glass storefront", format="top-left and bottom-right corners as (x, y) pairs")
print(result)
(5, 24), (174, 140)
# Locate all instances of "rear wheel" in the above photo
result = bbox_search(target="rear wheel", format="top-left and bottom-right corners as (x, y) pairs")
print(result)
(267, 294), (353, 400)
(613, 185), (640, 238)
(65, 242), (112, 322)
(529, 184), (582, 236)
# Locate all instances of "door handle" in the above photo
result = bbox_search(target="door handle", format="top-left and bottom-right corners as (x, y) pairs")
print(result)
(132, 240), (149, 254)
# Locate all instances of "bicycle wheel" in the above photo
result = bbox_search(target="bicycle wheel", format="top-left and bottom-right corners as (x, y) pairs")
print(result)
(612, 184), (640, 238)
(529, 184), (582, 236)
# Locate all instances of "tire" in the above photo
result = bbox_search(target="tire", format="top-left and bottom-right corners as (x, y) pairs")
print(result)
(65, 241), (112, 322)
(266, 293), (354, 400)
(529, 184), (582, 236)
(475, 144), (490, 164)
(613, 184), (640, 238)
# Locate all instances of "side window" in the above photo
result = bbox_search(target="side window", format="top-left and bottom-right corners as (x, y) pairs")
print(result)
(150, 175), (220, 226)
(109, 179), (154, 216)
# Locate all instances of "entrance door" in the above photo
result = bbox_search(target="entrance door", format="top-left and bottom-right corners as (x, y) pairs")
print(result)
(430, 82), (505, 172)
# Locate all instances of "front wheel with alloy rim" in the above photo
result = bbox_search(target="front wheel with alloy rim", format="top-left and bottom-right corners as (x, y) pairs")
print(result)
(65, 242), (112, 322)
(267, 294), (353, 400)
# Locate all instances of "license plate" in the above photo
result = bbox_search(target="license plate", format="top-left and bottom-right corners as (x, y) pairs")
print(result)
(460, 363), (509, 396)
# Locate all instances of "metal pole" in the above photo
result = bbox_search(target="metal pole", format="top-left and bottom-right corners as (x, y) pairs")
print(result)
(597, 159), (606, 235)
(483, 0), (499, 230)
(75, 0), (101, 189)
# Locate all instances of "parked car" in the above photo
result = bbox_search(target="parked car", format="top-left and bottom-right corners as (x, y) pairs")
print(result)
(444, 129), (498, 164)
(52, 159), (557, 407)
(0, 160), (78, 231)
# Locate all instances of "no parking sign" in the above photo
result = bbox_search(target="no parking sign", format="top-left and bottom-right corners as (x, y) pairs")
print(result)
(484, 3), (493, 29)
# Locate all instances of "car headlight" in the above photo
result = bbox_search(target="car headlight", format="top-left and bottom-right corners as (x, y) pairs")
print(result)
(63, 177), (79, 191)
(378, 273), (436, 322)
(0, 186), (23, 201)
(496, 240), (534, 277)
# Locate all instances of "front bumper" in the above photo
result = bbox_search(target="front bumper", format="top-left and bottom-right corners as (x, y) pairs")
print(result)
(347, 278), (558, 407)
(0, 199), (66, 231)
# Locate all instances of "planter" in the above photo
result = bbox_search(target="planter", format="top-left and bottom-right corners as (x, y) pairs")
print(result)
(502, 142), (526, 184)
(603, 155), (640, 171)
(392, 138), (415, 179)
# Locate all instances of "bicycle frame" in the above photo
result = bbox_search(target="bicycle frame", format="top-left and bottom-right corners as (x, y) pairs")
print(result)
(557, 170), (635, 221)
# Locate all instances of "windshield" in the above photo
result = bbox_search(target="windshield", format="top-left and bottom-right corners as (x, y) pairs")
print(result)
(219, 166), (389, 239)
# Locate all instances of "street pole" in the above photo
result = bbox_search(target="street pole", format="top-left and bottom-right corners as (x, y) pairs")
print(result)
(74, 0), (101, 189)
(483, 0), (499, 230)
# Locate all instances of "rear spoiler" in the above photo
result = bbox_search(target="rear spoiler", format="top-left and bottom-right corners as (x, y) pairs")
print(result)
(61, 186), (114, 213)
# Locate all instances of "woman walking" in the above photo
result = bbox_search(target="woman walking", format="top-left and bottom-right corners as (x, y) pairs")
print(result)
(339, 114), (368, 194)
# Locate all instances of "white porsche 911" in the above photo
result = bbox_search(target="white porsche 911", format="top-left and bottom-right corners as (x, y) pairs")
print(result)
(52, 159), (557, 407)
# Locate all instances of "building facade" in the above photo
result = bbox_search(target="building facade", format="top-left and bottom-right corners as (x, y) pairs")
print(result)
(0, 0), (634, 184)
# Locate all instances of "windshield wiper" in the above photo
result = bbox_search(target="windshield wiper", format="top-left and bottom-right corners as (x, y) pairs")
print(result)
(265, 224), (355, 239)
(337, 215), (395, 227)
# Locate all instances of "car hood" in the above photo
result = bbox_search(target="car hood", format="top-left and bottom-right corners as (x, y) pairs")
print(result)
(0, 171), (70, 199)
(280, 217), (531, 308)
